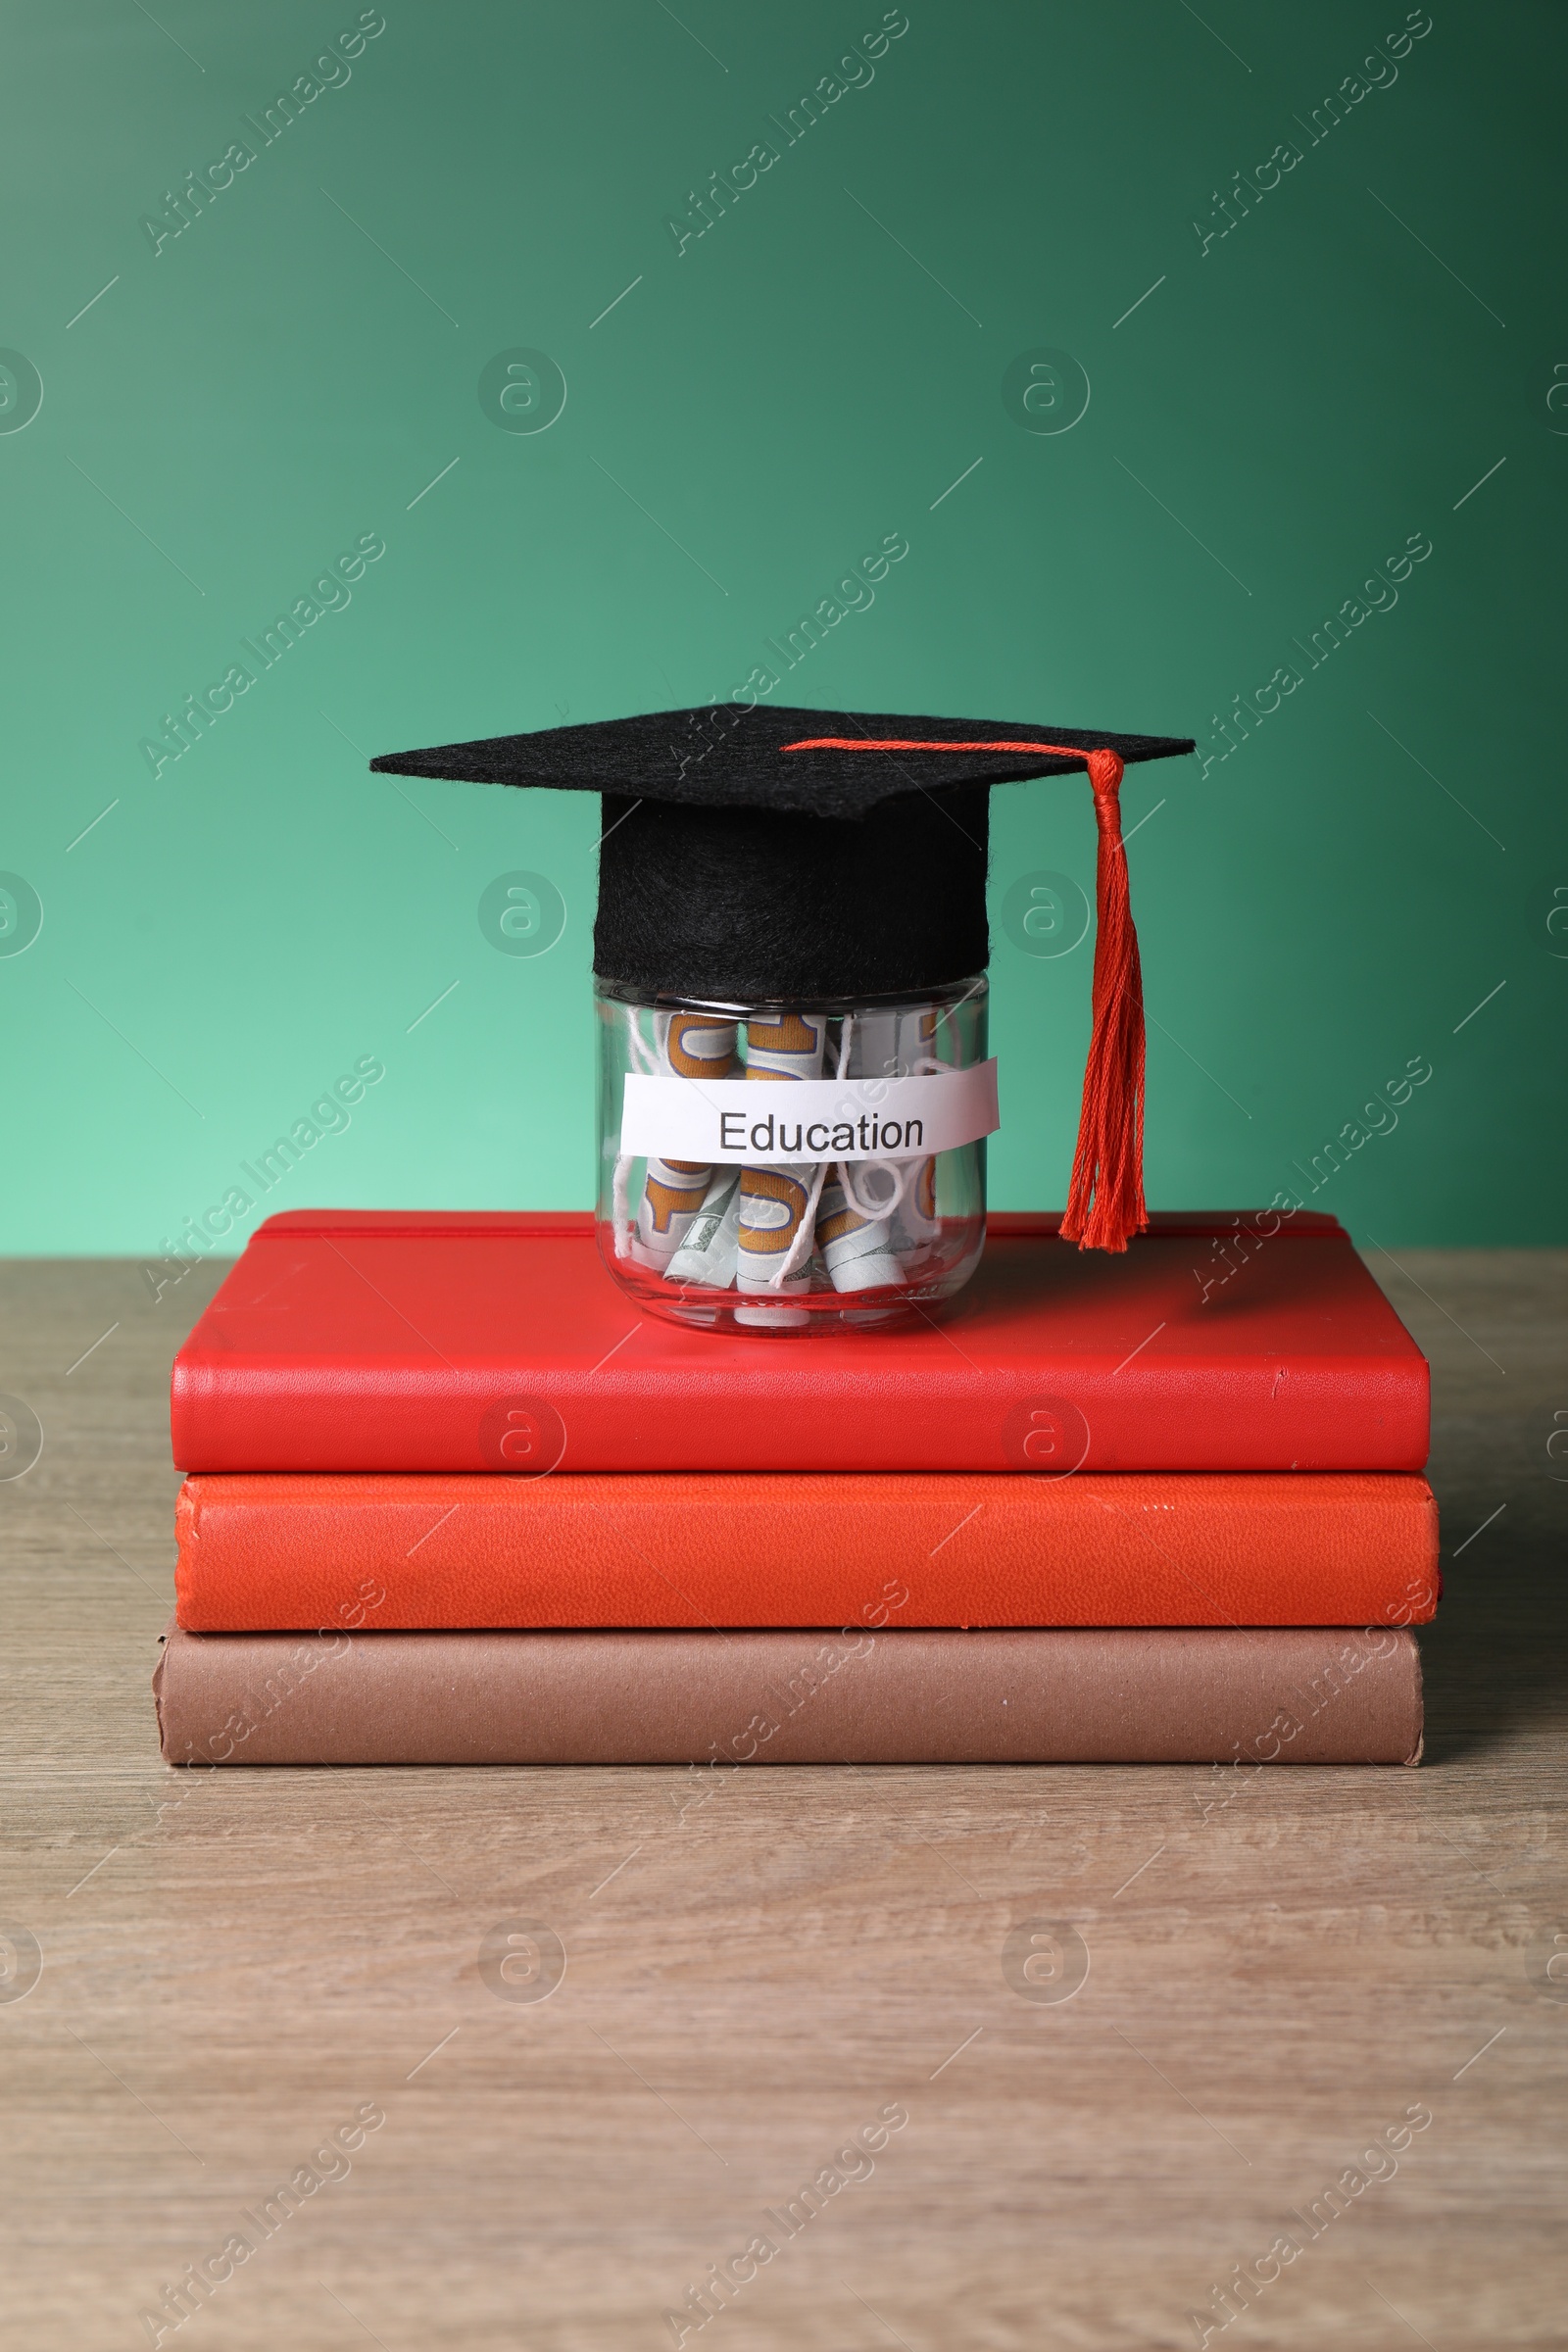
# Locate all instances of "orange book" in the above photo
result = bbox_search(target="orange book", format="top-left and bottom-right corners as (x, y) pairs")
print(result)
(174, 1472), (1439, 1632)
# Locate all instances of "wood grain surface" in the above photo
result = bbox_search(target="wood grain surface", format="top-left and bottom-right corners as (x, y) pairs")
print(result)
(1, 1250), (1564, 2351)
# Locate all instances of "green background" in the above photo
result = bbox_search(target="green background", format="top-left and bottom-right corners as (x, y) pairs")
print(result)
(2, 0), (1561, 1259)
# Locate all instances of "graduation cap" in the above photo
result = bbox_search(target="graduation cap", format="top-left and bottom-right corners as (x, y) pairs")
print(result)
(371, 704), (1195, 1250)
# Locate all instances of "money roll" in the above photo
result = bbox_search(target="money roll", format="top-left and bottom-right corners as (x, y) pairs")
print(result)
(629, 1010), (739, 1273)
(735, 1009), (827, 1326)
(816, 1168), (905, 1292)
(815, 1005), (906, 1292)
(893, 1004), (944, 1258)
(665, 1167), (742, 1289)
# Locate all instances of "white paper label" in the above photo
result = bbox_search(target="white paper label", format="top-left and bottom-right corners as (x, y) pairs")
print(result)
(620, 1060), (1000, 1165)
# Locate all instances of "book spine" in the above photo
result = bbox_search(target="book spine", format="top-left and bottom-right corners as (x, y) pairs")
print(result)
(171, 1371), (1432, 1475)
(153, 1623), (1424, 1767)
(172, 1473), (1441, 1633)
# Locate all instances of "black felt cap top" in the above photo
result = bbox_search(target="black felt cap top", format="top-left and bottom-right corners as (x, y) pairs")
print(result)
(371, 704), (1192, 822)
(371, 705), (1195, 1001)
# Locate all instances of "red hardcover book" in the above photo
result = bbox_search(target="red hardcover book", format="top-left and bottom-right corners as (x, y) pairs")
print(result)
(172, 1468), (1439, 1632)
(171, 1210), (1428, 1476)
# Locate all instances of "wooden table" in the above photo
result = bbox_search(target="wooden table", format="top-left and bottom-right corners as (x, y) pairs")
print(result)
(2, 1252), (1563, 2350)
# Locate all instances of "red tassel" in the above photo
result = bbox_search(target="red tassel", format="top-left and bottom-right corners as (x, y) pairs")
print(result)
(777, 730), (1151, 1250)
(1058, 748), (1147, 1252)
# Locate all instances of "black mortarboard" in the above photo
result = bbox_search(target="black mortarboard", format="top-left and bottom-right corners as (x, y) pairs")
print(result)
(371, 704), (1195, 1249)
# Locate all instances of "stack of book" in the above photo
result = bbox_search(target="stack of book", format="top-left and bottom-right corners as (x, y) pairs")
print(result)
(155, 1209), (1436, 1767)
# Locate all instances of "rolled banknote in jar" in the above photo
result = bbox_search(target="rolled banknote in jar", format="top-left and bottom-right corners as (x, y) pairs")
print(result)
(816, 1165), (905, 1291)
(628, 1010), (739, 1272)
(819, 1000), (955, 1282)
(833, 1003), (945, 1262)
(665, 1165), (742, 1288)
(735, 1008), (826, 1324)
(814, 1007), (906, 1291)
(893, 1003), (943, 1257)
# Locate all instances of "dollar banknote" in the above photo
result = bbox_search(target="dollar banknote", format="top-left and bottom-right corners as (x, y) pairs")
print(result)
(665, 1166), (742, 1287)
(628, 1009), (739, 1272)
(735, 1009), (827, 1325)
(815, 1169), (905, 1291)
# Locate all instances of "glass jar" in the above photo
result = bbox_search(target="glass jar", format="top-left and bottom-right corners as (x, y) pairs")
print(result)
(596, 975), (989, 1333)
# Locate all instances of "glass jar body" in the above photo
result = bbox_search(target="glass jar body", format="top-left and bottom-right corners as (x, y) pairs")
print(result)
(595, 975), (987, 1334)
